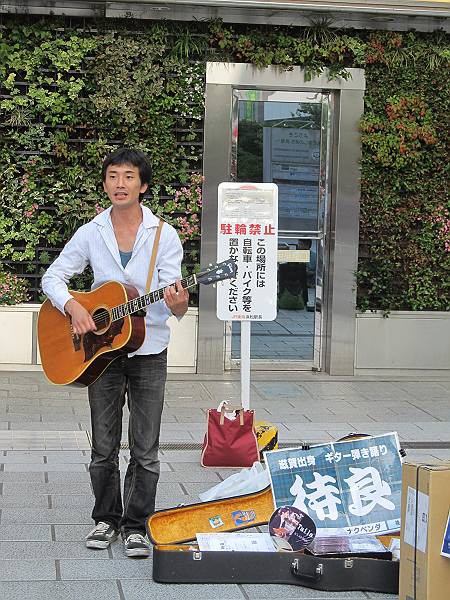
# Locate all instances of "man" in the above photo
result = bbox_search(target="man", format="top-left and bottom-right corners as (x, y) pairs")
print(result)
(42, 148), (188, 557)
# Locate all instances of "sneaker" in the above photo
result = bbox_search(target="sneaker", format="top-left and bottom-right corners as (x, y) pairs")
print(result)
(85, 521), (119, 549)
(123, 532), (151, 558)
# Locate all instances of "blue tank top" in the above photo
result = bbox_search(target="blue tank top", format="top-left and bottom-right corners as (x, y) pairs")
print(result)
(119, 250), (132, 268)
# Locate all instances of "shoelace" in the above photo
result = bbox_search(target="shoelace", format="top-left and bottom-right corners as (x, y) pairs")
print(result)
(126, 533), (146, 544)
(89, 521), (110, 536)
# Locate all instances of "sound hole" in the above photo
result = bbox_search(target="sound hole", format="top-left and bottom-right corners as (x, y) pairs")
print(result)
(92, 308), (111, 332)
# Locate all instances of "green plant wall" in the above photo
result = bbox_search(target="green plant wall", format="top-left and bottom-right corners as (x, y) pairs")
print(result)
(1, 17), (449, 310)
(0, 18), (206, 301)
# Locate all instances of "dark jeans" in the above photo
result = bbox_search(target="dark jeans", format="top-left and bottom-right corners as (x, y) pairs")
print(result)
(87, 351), (167, 536)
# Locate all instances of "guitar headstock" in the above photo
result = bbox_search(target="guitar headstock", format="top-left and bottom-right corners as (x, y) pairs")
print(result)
(196, 259), (237, 286)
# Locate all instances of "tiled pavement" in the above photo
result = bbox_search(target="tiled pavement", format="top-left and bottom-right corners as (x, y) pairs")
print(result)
(0, 371), (449, 599)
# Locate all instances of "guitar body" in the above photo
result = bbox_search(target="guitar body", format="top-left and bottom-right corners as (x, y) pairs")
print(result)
(38, 281), (145, 387)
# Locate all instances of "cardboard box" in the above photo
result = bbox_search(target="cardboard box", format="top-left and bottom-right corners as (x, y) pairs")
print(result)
(399, 462), (450, 600)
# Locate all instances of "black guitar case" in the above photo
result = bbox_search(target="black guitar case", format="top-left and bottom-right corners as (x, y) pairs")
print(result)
(148, 486), (399, 593)
(152, 544), (399, 593)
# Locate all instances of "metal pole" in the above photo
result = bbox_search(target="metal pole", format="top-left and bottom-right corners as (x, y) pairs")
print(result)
(240, 321), (251, 409)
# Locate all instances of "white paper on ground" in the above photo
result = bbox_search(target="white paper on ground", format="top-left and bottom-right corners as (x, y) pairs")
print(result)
(196, 532), (276, 552)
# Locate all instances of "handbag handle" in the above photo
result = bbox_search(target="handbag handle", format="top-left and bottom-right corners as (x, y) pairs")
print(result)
(219, 405), (246, 426)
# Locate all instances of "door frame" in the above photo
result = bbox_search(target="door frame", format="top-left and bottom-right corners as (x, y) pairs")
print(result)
(197, 63), (365, 375)
(226, 89), (331, 371)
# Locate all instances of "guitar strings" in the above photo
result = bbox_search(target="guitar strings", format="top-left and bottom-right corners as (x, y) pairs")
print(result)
(83, 265), (231, 327)
(87, 278), (194, 326)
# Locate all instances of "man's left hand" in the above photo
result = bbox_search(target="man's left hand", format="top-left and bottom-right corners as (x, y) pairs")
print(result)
(164, 279), (189, 317)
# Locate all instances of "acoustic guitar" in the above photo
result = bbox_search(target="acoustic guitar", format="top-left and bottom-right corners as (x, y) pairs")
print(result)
(38, 259), (236, 387)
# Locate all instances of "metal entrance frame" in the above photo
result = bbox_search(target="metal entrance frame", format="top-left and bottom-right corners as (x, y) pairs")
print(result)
(227, 89), (331, 371)
(197, 63), (365, 375)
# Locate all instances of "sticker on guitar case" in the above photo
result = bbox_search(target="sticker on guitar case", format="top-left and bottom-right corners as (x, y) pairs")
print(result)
(269, 506), (316, 551)
(209, 515), (224, 529)
(231, 510), (256, 526)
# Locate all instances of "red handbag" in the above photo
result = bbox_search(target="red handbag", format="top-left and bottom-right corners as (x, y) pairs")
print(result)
(201, 404), (260, 468)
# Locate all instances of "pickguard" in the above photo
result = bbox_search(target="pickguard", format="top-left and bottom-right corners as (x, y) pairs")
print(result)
(82, 319), (125, 362)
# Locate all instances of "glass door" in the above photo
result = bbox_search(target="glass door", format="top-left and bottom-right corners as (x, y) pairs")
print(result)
(227, 90), (331, 369)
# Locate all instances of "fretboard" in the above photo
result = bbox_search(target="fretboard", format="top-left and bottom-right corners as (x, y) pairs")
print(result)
(111, 275), (197, 321)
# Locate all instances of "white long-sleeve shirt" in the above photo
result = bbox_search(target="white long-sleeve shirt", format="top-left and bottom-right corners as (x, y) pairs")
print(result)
(41, 205), (183, 355)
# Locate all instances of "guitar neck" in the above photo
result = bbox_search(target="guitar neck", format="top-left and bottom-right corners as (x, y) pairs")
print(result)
(111, 275), (197, 321)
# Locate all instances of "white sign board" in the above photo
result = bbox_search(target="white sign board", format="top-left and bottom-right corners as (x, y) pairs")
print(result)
(217, 183), (278, 322)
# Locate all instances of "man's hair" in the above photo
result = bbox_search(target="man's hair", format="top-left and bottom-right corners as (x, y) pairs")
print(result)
(102, 148), (152, 202)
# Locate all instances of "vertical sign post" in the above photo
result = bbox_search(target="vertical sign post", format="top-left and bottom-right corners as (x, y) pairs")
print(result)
(216, 183), (278, 409)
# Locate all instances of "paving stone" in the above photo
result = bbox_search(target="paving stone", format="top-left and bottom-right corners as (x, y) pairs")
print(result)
(397, 381), (450, 398)
(0, 495), (50, 509)
(346, 422), (425, 433)
(7, 406), (74, 416)
(8, 422), (85, 431)
(4, 413), (42, 422)
(160, 431), (199, 443)
(8, 373), (49, 383)
(160, 450), (201, 463)
(37, 398), (76, 405)
(59, 558), (153, 579)
(160, 413), (178, 422)
(4, 397), (38, 405)
(1, 508), (91, 525)
(0, 454), (46, 463)
(155, 494), (199, 510)
(0, 383), (40, 393)
(0, 524), (52, 541)
(413, 422), (450, 433)
(181, 482), (217, 497)
(161, 423), (209, 432)
(54, 524), (96, 541)
(8, 390), (70, 399)
(4, 463), (86, 472)
(156, 482), (186, 494)
(45, 455), (90, 464)
(163, 406), (206, 416)
(241, 584), (368, 599)
(0, 559), (55, 581)
(120, 579), (245, 600)
(0, 581), (121, 600)
(51, 495), (94, 508)
(47, 472), (91, 483)
(159, 470), (221, 483)
(169, 462), (211, 472)
(0, 541), (110, 560)
(253, 382), (307, 397)
(0, 472), (45, 483)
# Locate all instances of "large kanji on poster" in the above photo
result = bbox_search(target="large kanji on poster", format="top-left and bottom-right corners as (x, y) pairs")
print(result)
(264, 432), (403, 536)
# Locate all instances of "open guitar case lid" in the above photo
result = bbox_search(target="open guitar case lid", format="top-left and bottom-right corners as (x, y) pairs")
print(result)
(146, 484), (399, 593)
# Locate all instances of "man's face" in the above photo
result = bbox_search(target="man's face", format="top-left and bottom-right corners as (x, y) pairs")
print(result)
(103, 163), (148, 210)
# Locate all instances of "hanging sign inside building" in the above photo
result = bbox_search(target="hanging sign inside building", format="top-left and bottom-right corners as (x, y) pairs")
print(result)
(216, 182), (278, 322)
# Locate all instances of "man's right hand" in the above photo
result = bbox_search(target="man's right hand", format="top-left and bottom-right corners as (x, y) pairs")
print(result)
(64, 299), (96, 334)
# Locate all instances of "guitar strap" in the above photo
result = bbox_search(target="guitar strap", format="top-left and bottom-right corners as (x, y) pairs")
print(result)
(145, 219), (164, 294)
